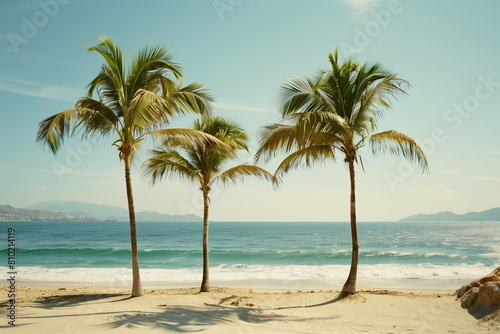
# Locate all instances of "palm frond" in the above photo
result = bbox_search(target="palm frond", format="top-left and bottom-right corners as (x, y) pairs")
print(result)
(143, 116), (271, 193)
(254, 124), (301, 163)
(256, 46), (423, 189)
(75, 98), (121, 138)
(351, 68), (409, 132)
(192, 116), (245, 175)
(148, 128), (223, 148)
(169, 81), (214, 116)
(281, 76), (325, 118)
(195, 115), (247, 152)
(315, 70), (346, 117)
(217, 164), (274, 186)
(128, 43), (182, 95)
(86, 36), (125, 99)
(290, 111), (348, 141)
(85, 65), (123, 116)
(369, 130), (428, 172)
(142, 148), (200, 185)
(36, 108), (78, 154)
(325, 51), (362, 118)
(129, 88), (171, 130)
(273, 145), (336, 186)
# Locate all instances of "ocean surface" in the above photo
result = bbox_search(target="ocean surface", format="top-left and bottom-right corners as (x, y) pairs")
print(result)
(1, 221), (499, 290)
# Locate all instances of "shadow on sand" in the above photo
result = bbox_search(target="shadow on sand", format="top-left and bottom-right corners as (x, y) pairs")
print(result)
(102, 294), (344, 332)
(25, 292), (344, 332)
(103, 303), (337, 332)
(34, 293), (128, 309)
(276, 293), (348, 310)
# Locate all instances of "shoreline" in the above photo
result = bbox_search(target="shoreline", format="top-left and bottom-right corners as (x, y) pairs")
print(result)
(4, 277), (473, 291)
(1, 285), (496, 333)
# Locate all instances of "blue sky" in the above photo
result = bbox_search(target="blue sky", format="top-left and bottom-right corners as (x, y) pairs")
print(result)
(0, 0), (499, 221)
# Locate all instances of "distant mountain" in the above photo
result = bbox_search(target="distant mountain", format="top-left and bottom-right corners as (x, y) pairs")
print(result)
(26, 200), (67, 209)
(400, 207), (500, 222)
(0, 204), (72, 221)
(25, 200), (202, 222)
(27, 201), (128, 220)
(136, 210), (201, 222)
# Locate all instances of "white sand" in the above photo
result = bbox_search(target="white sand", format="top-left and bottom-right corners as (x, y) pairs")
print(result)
(1, 285), (497, 333)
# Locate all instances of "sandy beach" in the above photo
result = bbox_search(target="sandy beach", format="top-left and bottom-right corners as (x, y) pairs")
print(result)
(1, 284), (497, 333)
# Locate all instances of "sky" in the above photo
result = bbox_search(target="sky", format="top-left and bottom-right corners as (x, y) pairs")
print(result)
(0, 0), (499, 222)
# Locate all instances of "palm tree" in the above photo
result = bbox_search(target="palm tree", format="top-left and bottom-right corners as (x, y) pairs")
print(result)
(142, 116), (273, 292)
(36, 36), (215, 297)
(255, 47), (428, 297)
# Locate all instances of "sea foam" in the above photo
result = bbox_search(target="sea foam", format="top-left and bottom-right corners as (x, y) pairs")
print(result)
(17, 263), (495, 285)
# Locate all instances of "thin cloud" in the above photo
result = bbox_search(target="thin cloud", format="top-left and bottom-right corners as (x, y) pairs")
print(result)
(0, 77), (81, 103)
(469, 176), (500, 182)
(216, 101), (270, 114)
(421, 183), (456, 198)
(343, 0), (383, 22)
(451, 175), (500, 182)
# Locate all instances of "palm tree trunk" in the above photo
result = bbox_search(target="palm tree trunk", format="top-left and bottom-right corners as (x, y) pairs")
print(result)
(124, 154), (144, 297)
(200, 189), (210, 292)
(341, 158), (359, 296)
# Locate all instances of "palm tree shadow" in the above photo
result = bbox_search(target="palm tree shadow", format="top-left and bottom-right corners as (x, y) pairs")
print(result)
(275, 293), (356, 310)
(206, 293), (347, 312)
(35, 293), (127, 309)
(26, 293), (343, 332)
(103, 304), (286, 332)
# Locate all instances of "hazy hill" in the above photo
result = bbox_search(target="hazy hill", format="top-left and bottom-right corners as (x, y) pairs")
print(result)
(136, 210), (202, 222)
(26, 200), (201, 222)
(27, 201), (128, 220)
(0, 204), (72, 220)
(400, 207), (500, 222)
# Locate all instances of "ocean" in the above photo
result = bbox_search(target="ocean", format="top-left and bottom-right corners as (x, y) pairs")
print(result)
(1, 221), (499, 290)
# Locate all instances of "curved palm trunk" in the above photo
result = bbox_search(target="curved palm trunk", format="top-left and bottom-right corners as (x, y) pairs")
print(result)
(200, 189), (210, 292)
(124, 155), (144, 297)
(341, 158), (359, 296)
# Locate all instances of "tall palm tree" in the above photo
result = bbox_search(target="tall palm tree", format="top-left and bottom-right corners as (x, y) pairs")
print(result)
(255, 47), (428, 297)
(36, 36), (215, 297)
(142, 116), (273, 292)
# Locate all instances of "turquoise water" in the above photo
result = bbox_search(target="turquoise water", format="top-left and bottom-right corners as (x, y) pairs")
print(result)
(1, 221), (498, 286)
